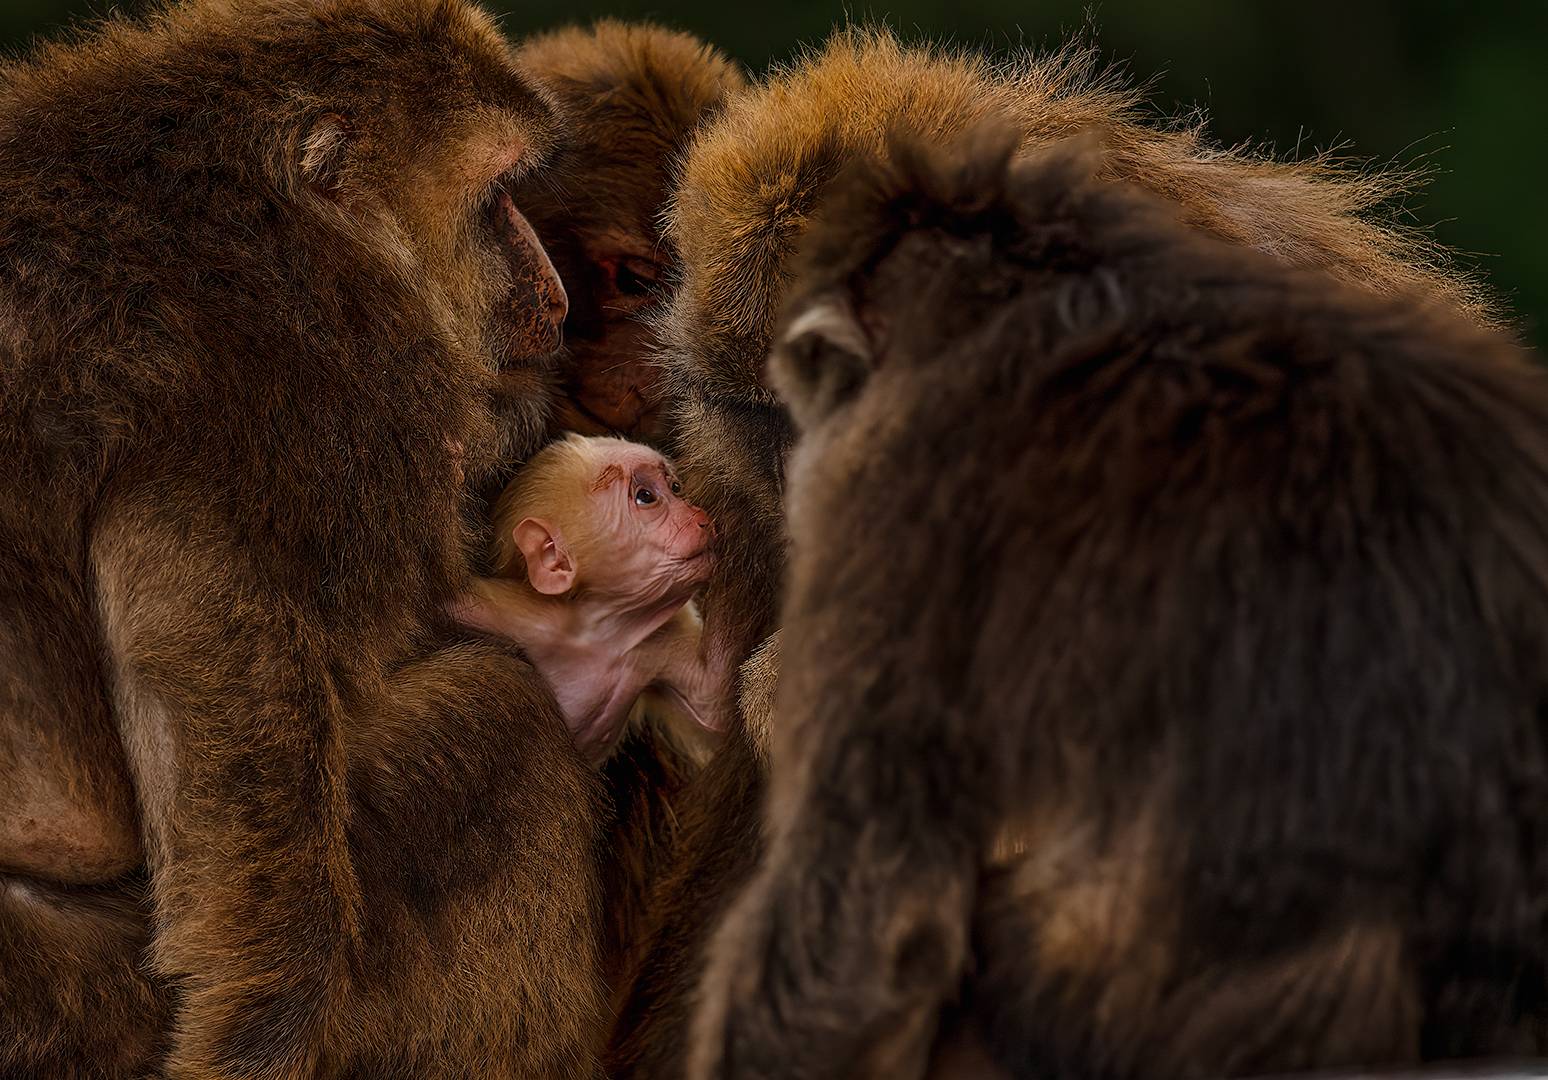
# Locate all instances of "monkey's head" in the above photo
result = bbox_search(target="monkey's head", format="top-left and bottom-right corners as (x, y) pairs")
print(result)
(768, 125), (1043, 434)
(656, 30), (1023, 671)
(246, 0), (568, 370)
(514, 23), (744, 439)
(96, 0), (573, 485)
(764, 125), (1042, 577)
(490, 434), (715, 605)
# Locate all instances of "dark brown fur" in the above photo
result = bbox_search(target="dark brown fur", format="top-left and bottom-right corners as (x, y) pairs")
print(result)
(512, 21), (744, 441)
(0, 1), (609, 1075)
(688, 128), (1548, 1079)
(611, 29), (1506, 1076)
(608, 732), (766, 1077)
(658, 28), (1494, 682)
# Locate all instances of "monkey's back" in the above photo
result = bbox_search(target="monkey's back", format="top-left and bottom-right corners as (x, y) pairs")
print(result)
(0, 4), (496, 638)
(772, 144), (1548, 1077)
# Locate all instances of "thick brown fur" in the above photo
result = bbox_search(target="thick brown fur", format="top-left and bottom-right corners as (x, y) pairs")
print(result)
(659, 26), (1496, 678)
(512, 21), (744, 441)
(0, 1), (609, 1076)
(612, 29), (1506, 1075)
(688, 127), (1548, 1080)
(608, 732), (767, 1077)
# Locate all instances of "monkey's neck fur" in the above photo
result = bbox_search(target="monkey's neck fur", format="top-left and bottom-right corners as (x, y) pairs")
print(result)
(461, 577), (719, 761)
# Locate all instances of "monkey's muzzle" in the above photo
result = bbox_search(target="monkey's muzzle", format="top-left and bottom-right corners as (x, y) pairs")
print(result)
(490, 188), (569, 361)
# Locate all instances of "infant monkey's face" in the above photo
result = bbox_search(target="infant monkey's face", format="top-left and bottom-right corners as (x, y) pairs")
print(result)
(585, 440), (715, 601)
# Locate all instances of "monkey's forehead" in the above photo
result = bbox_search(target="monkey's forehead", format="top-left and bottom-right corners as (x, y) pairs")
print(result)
(612, 450), (674, 477)
(585, 449), (673, 489)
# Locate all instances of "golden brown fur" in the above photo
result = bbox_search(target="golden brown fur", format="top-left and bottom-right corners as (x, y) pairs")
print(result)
(660, 26), (1495, 676)
(0, 1), (608, 1075)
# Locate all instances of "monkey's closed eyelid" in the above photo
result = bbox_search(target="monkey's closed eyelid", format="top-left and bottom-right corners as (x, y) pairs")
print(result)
(697, 391), (787, 429)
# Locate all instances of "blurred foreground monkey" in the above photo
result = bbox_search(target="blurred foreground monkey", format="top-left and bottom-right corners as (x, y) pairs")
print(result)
(688, 128), (1548, 1080)
(0, 1), (611, 1076)
(610, 28), (1504, 1076)
(512, 22), (744, 441)
(456, 434), (725, 763)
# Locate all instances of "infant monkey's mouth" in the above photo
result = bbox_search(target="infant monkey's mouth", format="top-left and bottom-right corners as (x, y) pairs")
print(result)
(487, 185), (568, 363)
(681, 545), (717, 567)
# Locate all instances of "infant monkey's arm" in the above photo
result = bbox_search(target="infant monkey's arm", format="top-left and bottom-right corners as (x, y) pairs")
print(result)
(640, 603), (726, 733)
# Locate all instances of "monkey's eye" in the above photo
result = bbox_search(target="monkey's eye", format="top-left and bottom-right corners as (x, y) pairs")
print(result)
(615, 257), (661, 299)
(635, 488), (658, 507)
(670, 480), (682, 496)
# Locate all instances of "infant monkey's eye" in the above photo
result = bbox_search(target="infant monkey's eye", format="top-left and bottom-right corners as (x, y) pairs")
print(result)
(635, 488), (657, 507)
(670, 480), (682, 495)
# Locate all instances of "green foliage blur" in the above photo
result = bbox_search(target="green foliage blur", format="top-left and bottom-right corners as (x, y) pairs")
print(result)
(4, 0), (1544, 345)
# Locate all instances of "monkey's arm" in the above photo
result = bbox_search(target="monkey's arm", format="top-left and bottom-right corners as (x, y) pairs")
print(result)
(92, 489), (605, 1078)
(686, 709), (980, 1080)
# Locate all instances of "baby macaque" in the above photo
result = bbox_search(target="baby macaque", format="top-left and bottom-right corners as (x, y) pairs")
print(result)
(457, 435), (723, 762)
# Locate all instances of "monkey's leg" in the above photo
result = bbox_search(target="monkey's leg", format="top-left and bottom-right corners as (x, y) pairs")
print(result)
(94, 496), (606, 1080)
(1, 577), (143, 882)
(0, 562), (170, 1075)
(607, 730), (767, 1079)
(687, 732), (979, 1080)
(0, 874), (171, 1079)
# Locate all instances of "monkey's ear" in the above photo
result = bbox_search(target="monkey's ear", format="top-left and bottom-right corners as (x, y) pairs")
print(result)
(769, 295), (874, 426)
(299, 113), (353, 196)
(513, 517), (576, 596)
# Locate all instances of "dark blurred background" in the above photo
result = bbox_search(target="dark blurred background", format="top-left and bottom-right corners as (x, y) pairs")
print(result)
(4, 0), (1543, 344)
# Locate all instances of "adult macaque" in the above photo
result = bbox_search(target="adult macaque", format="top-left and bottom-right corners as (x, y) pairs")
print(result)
(456, 434), (724, 762)
(658, 29), (1491, 691)
(511, 22), (744, 441)
(689, 128), (1548, 1079)
(0, 1), (607, 1076)
(612, 27), (1501, 1076)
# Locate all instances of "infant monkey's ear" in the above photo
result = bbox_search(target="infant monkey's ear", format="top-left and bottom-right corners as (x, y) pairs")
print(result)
(513, 517), (576, 595)
(769, 295), (874, 428)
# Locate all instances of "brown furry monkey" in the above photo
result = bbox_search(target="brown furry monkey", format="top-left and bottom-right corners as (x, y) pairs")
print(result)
(512, 22), (744, 441)
(609, 28), (1502, 1076)
(0, 1), (611, 1076)
(657, 28), (1493, 689)
(687, 128), (1548, 1080)
(500, 19), (744, 1025)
